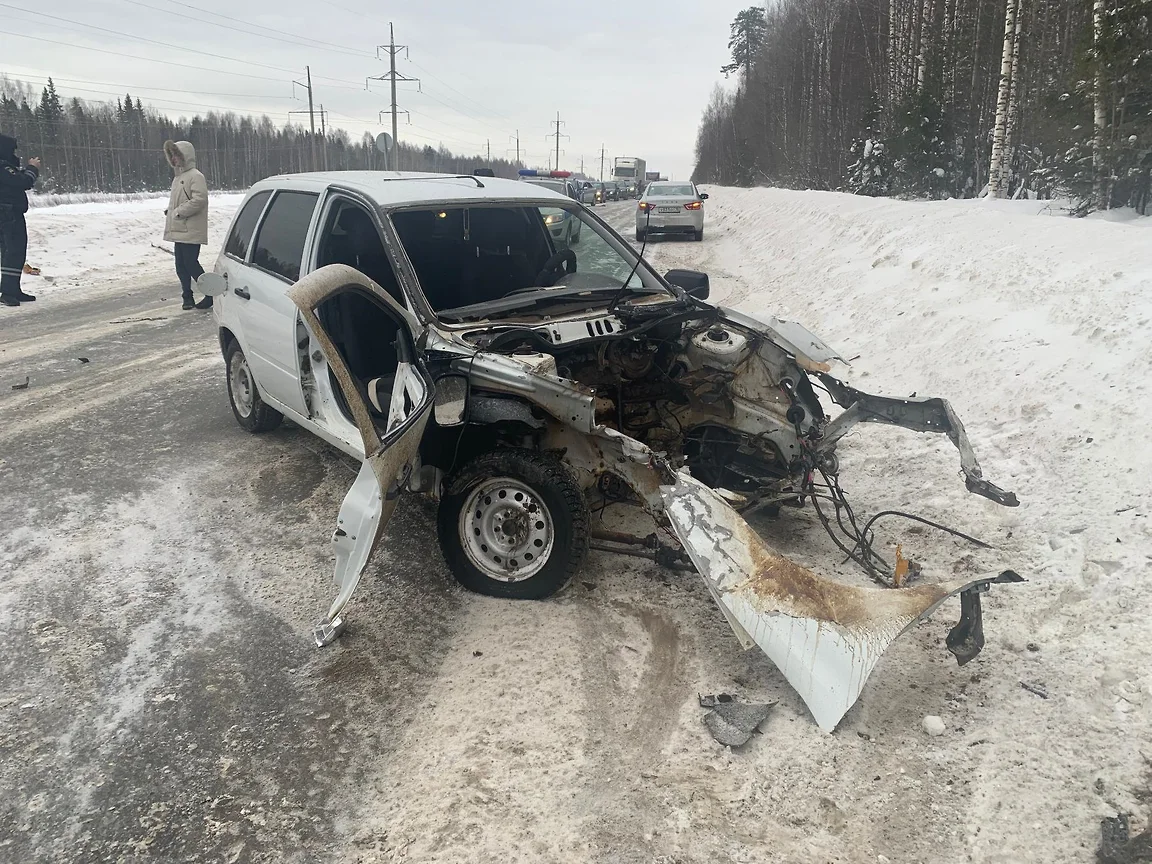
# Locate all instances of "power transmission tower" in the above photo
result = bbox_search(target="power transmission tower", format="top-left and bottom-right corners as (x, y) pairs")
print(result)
(291, 67), (317, 171)
(368, 23), (419, 170)
(508, 130), (520, 165)
(546, 112), (568, 171)
(598, 144), (608, 181)
(486, 139), (491, 165)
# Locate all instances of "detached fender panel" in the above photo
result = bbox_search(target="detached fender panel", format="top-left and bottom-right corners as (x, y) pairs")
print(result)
(661, 475), (1022, 732)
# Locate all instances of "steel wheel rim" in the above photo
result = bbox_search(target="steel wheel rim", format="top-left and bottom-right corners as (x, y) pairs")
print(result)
(230, 353), (255, 418)
(459, 477), (554, 582)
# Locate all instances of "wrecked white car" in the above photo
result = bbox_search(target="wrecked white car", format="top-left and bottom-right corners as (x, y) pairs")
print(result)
(203, 172), (1021, 732)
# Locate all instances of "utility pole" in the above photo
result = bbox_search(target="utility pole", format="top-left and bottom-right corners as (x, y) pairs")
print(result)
(546, 112), (568, 171)
(486, 139), (491, 165)
(305, 66), (316, 171)
(369, 23), (420, 171)
(319, 104), (328, 170)
(598, 144), (608, 181)
(291, 69), (318, 171)
(580, 156), (584, 176)
(508, 130), (520, 165)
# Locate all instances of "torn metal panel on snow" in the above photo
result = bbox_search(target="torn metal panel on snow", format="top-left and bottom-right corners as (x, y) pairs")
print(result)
(662, 474), (1021, 732)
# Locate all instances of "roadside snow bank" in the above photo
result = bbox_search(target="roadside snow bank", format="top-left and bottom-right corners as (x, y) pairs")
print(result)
(643, 186), (1152, 860)
(22, 192), (245, 296)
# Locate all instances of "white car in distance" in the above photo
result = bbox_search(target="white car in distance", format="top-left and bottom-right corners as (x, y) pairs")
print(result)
(636, 181), (707, 242)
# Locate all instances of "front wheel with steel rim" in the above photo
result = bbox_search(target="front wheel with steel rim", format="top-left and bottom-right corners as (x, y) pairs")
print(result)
(224, 339), (283, 433)
(438, 449), (589, 599)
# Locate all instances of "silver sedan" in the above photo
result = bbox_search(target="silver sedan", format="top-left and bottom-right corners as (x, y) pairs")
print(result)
(635, 182), (708, 241)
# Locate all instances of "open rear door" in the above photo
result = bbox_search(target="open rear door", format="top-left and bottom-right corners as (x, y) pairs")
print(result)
(288, 264), (434, 646)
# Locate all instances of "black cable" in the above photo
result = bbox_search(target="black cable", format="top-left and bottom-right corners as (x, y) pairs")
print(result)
(859, 510), (992, 550)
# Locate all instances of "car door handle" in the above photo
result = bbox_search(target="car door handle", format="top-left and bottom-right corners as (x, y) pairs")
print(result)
(233, 286), (251, 300)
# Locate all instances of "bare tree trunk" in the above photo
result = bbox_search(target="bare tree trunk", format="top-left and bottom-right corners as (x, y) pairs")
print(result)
(988, 0), (1018, 198)
(1001, 0), (1027, 195)
(1092, 0), (1109, 210)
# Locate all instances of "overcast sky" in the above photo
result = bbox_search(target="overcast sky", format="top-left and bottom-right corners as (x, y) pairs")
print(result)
(1, 0), (748, 180)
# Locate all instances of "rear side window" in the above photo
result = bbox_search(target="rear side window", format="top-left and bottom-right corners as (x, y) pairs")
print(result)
(224, 190), (271, 260)
(251, 191), (319, 282)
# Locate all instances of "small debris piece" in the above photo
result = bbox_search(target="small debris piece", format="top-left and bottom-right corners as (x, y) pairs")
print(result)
(581, 581), (595, 590)
(1021, 681), (1049, 699)
(472, 650), (483, 658)
(922, 715), (946, 737)
(11, 376), (29, 391)
(1097, 813), (1152, 864)
(77, 357), (90, 364)
(1027, 642), (1041, 652)
(1095, 778), (1106, 795)
(700, 693), (774, 747)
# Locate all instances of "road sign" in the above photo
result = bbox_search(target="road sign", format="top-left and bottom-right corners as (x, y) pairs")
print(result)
(375, 132), (393, 154)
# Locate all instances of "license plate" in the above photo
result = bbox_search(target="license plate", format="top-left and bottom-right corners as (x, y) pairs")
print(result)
(658, 206), (680, 213)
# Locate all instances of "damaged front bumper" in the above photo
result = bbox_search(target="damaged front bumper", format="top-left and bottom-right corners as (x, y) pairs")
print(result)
(661, 474), (1022, 732)
(817, 375), (1019, 508)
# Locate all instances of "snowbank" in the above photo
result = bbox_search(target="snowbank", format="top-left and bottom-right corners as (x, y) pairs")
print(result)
(641, 186), (1152, 860)
(21, 193), (245, 295)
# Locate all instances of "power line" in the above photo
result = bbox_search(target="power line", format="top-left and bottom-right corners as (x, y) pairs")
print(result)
(118, 0), (375, 59)
(0, 4), (310, 79)
(0, 31), (295, 84)
(11, 75), (294, 108)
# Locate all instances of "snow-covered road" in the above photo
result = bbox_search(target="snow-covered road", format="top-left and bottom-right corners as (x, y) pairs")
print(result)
(1, 188), (1148, 863)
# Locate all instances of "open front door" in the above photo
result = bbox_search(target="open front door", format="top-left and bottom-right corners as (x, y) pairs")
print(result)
(288, 264), (434, 646)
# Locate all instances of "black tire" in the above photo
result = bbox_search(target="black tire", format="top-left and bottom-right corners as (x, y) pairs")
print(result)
(571, 222), (582, 245)
(636, 229), (646, 242)
(693, 229), (704, 241)
(437, 449), (589, 599)
(224, 339), (283, 433)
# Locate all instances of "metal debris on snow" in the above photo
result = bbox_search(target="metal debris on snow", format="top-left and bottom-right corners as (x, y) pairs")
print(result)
(11, 376), (29, 390)
(1097, 813), (1152, 864)
(1020, 680), (1050, 699)
(699, 694), (775, 747)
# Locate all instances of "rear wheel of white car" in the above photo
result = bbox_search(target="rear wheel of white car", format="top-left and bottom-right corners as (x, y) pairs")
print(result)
(636, 229), (646, 242)
(438, 449), (589, 599)
(693, 229), (704, 242)
(225, 339), (283, 433)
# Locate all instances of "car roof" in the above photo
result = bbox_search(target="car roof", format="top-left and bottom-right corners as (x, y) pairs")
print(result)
(248, 170), (570, 207)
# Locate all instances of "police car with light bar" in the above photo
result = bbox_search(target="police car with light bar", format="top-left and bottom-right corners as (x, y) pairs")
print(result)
(518, 169), (582, 246)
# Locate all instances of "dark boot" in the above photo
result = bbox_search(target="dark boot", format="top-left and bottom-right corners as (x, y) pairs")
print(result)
(194, 296), (213, 310)
(1, 295), (20, 307)
(16, 292), (35, 301)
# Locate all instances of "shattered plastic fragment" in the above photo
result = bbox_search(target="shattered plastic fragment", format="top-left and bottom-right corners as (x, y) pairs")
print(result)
(700, 694), (775, 747)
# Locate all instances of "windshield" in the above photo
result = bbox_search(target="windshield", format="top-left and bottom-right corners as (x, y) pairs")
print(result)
(523, 179), (568, 196)
(390, 203), (675, 321)
(648, 184), (695, 197)
(615, 167), (635, 178)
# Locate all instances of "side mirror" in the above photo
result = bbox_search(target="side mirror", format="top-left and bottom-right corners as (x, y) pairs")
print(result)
(699, 193), (709, 200)
(433, 374), (468, 427)
(197, 272), (228, 296)
(664, 269), (709, 300)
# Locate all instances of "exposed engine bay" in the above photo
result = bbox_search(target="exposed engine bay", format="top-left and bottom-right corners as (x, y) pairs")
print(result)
(462, 304), (1018, 589)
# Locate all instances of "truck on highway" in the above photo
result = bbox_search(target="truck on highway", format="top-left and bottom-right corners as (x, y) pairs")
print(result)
(613, 156), (645, 198)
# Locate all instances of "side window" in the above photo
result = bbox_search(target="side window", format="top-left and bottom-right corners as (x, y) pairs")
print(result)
(316, 200), (404, 304)
(224, 190), (271, 261)
(251, 191), (319, 282)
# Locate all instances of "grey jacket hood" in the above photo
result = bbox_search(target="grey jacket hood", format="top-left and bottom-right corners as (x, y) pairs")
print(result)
(164, 140), (197, 173)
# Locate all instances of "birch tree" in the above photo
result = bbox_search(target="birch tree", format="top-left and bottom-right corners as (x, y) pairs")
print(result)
(988, 0), (1019, 197)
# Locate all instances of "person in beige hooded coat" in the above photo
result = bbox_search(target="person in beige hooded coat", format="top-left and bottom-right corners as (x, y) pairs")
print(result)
(163, 140), (211, 309)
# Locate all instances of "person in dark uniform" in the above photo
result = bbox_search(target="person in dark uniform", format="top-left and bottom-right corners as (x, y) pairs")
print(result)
(0, 134), (40, 307)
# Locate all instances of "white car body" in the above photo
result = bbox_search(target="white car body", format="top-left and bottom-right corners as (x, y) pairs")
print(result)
(637, 181), (707, 241)
(206, 171), (1020, 732)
